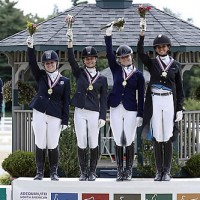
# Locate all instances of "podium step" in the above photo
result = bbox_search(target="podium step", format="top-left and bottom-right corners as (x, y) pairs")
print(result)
(12, 177), (200, 200)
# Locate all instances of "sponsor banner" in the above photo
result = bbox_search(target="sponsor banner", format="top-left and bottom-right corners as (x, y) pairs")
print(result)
(12, 178), (200, 200)
(177, 194), (200, 200)
(0, 188), (6, 200)
(82, 193), (109, 200)
(146, 194), (172, 200)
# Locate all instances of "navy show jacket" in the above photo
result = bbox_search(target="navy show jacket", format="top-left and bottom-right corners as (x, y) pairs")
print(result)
(68, 47), (108, 121)
(28, 47), (70, 125)
(105, 36), (145, 117)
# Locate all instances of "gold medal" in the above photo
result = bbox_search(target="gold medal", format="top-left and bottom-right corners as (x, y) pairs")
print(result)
(88, 84), (93, 91)
(162, 71), (167, 77)
(122, 80), (127, 86)
(48, 88), (53, 94)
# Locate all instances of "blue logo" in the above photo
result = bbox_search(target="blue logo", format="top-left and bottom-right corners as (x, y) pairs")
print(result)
(51, 193), (78, 200)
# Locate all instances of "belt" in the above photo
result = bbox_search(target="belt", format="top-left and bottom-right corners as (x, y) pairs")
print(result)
(151, 92), (172, 96)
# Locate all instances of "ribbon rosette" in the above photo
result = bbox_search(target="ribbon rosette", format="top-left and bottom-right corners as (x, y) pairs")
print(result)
(100, 18), (125, 31)
(138, 4), (151, 18)
(65, 14), (75, 29)
(27, 21), (38, 36)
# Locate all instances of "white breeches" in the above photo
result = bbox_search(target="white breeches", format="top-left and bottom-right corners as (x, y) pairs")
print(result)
(74, 108), (99, 149)
(110, 104), (137, 146)
(32, 109), (62, 149)
(151, 94), (174, 142)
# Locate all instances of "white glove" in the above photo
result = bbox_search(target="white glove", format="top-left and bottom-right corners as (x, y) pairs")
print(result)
(98, 119), (106, 128)
(136, 117), (143, 127)
(61, 125), (68, 131)
(175, 111), (183, 122)
(105, 23), (114, 36)
(66, 29), (73, 42)
(140, 18), (147, 32)
(26, 35), (34, 48)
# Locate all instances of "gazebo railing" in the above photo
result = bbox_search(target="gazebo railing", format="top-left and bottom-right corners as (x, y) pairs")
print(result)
(12, 110), (200, 163)
(178, 110), (200, 162)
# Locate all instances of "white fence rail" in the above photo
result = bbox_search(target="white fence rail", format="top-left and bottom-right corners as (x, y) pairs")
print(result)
(11, 110), (200, 162)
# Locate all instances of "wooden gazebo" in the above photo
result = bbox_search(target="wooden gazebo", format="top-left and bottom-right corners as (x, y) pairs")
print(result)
(0, 0), (199, 153)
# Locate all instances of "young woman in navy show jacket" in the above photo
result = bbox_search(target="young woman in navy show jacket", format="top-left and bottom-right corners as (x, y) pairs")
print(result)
(104, 25), (145, 181)
(67, 29), (108, 181)
(137, 20), (184, 181)
(26, 36), (70, 181)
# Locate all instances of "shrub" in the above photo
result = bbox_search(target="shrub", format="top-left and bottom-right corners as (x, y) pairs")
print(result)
(183, 98), (200, 111)
(59, 115), (79, 177)
(137, 140), (181, 177)
(185, 153), (200, 177)
(3, 80), (36, 105)
(0, 173), (11, 185)
(2, 150), (36, 178)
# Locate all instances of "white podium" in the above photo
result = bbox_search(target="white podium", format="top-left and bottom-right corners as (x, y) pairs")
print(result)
(12, 178), (200, 200)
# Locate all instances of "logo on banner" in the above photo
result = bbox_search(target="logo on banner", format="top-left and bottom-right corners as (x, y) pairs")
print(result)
(51, 193), (78, 200)
(146, 193), (172, 200)
(82, 193), (109, 200)
(177, 194), (200, 200)
(20, 191), (48, 199)
(0, 188), (6, 200)
(114, 194), (141, 200)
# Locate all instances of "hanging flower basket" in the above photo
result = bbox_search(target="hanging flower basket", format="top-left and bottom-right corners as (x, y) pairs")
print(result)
(3, 80), (36, 106)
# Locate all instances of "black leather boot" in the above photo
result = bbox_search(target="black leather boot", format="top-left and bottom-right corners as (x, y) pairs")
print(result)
(88, 146), (99, 181)
(48, 147), (59, 181)
(34, 146), (46, 180)
(124, 143), (134, 181)
(162, 140), (172, 181)
(115, 145), (124, 181)
(153, 140), (163, 181)
(78, 147), (88, 181)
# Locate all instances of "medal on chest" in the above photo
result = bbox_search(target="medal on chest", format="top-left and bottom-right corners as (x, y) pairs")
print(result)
(48, 88), (53, 94)
(47, 73), (61, 95)
(156, 56), (174, 78)
(88, 84), (94, 91)
(122, 67), (136, 87)
(122, 80), (127, 86)
(162, 71), (167, 77)
(85, 69), (100, 91)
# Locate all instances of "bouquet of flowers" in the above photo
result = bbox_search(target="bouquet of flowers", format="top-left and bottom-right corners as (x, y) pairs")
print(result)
(27, 21), (38, 36)
(138, 4), (151, 18)
(100, 18), (125, 31)
(65, 14), (75, 29)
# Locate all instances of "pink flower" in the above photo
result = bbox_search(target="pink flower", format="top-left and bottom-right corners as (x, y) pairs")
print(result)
(27, 21), (38, 36)
(65, 14), (75, 29)
(138, 5), (151, 18)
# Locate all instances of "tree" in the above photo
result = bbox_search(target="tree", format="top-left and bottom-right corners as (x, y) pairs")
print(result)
(71, 0), (88, 6)
(0, 0), (27, 40)
(163, 7), (193, 24)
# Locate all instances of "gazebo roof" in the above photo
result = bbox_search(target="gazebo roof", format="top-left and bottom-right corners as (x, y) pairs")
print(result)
(0, 3), (200, 52)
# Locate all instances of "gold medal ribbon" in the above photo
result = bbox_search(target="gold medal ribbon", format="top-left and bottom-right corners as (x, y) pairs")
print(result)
(47, 73), (61, 94)
(122, 66), (136, 87)
(84, 69), (100, 90)
(156, 56), (174, 77)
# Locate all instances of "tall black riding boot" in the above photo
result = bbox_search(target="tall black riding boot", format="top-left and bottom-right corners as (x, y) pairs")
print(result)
(162, 140), (172, 181)
(88, 146), (99, 181)
(153, 140), (163, 181)
(78, 147), (88, 181)
(34, 146), (46, 180)
(124, 143), (134, 181)
(115, 145), (124, 181)
(48, 146), (59, 181)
